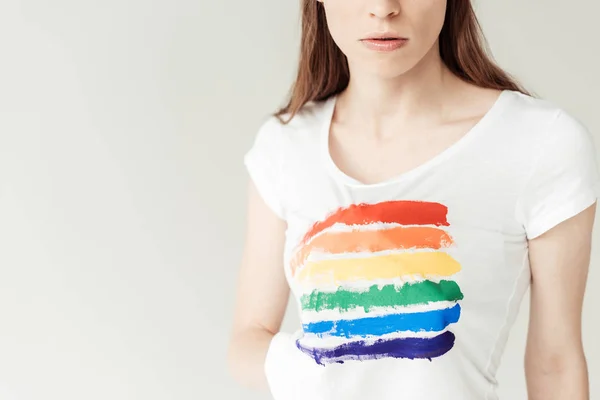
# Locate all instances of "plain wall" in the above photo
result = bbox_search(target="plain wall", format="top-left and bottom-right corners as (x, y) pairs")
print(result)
(0, 1), (598, 399)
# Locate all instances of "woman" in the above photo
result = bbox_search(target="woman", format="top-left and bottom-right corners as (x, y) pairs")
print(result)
(228, 1), (599, 399)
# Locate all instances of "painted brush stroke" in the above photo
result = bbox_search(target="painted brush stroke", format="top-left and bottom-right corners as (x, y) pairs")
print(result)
(290, 226), (454, 276)
(300, 280), (463, 312)
(303, 303), (461, 338)
(298, 200), (449, 248)
(297, 330), (456, 365)
(291, 200), (463, 365)
(296, 251), (462, 286)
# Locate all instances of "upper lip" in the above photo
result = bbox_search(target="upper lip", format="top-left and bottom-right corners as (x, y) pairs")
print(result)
(361, 32), (407, 40)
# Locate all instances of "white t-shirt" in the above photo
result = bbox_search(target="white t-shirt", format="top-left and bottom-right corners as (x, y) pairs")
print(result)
(243, 89), (600, 400)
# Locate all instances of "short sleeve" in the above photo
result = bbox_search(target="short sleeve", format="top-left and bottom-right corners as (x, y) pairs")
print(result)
(516, 109), (600, 239)
(243, 117), (287, 220)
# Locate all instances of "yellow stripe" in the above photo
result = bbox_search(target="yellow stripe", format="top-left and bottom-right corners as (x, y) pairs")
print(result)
(295, 251), (461, 286)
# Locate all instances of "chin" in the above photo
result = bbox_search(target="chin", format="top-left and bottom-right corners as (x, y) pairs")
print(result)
(346, 48), (417, 79)
(363, 60), (416, 80)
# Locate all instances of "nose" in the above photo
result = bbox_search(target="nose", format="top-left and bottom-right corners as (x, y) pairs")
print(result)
(369, 0), (400, 19)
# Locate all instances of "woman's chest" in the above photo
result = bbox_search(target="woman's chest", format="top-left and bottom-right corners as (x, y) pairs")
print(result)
(281, 176), (527, 296)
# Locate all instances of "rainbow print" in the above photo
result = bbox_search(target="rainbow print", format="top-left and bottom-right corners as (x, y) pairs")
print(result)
(290, 200), (463, 365)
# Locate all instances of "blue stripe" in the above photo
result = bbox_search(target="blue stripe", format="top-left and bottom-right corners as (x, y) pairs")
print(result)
(303, 303), (461, 338)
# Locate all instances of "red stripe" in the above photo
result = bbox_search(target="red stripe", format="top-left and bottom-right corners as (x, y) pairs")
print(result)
(300, 200), (449, 245)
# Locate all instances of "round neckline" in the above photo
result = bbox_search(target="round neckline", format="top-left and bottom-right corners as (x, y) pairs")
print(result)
(320, 89), (513, 188)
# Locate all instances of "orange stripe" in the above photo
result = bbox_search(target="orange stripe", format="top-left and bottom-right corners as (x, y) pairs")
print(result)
(290, 226), (454, 276)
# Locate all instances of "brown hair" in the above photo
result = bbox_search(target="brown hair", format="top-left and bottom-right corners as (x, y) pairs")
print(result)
(275, 0), (531, 124)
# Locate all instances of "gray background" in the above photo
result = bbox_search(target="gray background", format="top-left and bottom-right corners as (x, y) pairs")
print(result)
(0, 0), (598, 399)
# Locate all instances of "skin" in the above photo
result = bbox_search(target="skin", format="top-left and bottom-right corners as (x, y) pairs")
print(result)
(525, 206), (594, 400)
(227, 179), (289, 390)
(228, 0), (595, 397)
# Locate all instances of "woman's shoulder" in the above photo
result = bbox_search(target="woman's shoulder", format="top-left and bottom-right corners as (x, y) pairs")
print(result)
(267, 97), (333, 135)
(505, 90), (586, 127)
(247, 96), (333, 160)
(497, 90), (592, 153)
(243, 97), (334, 219)
(251, 97), (334, 154)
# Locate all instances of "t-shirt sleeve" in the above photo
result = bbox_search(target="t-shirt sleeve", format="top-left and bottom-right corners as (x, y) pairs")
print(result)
(516, 109), (600, 239)
(243, 117), (287, 220)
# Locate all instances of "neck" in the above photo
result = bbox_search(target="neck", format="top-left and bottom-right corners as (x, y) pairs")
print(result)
(336, 42), (463, 135)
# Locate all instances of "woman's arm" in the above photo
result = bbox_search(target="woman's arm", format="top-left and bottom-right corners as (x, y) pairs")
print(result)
(525, 202), (596, 400)
(227, 179), (290, 391)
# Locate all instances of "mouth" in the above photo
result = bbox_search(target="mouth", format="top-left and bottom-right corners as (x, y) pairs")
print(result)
(360, 35), (408, 52)
(361, 32), (407, 41)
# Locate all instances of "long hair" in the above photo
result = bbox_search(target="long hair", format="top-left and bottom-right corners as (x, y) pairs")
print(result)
(275, 0), (531, 124)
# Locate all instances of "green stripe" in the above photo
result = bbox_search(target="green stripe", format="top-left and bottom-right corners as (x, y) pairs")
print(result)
(300, 280), (463, 313)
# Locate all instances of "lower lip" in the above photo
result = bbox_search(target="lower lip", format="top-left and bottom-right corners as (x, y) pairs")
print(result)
(361, 38), (408, 52)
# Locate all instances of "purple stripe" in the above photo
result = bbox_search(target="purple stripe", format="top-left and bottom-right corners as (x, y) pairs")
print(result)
(296, 330), (455, 365)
